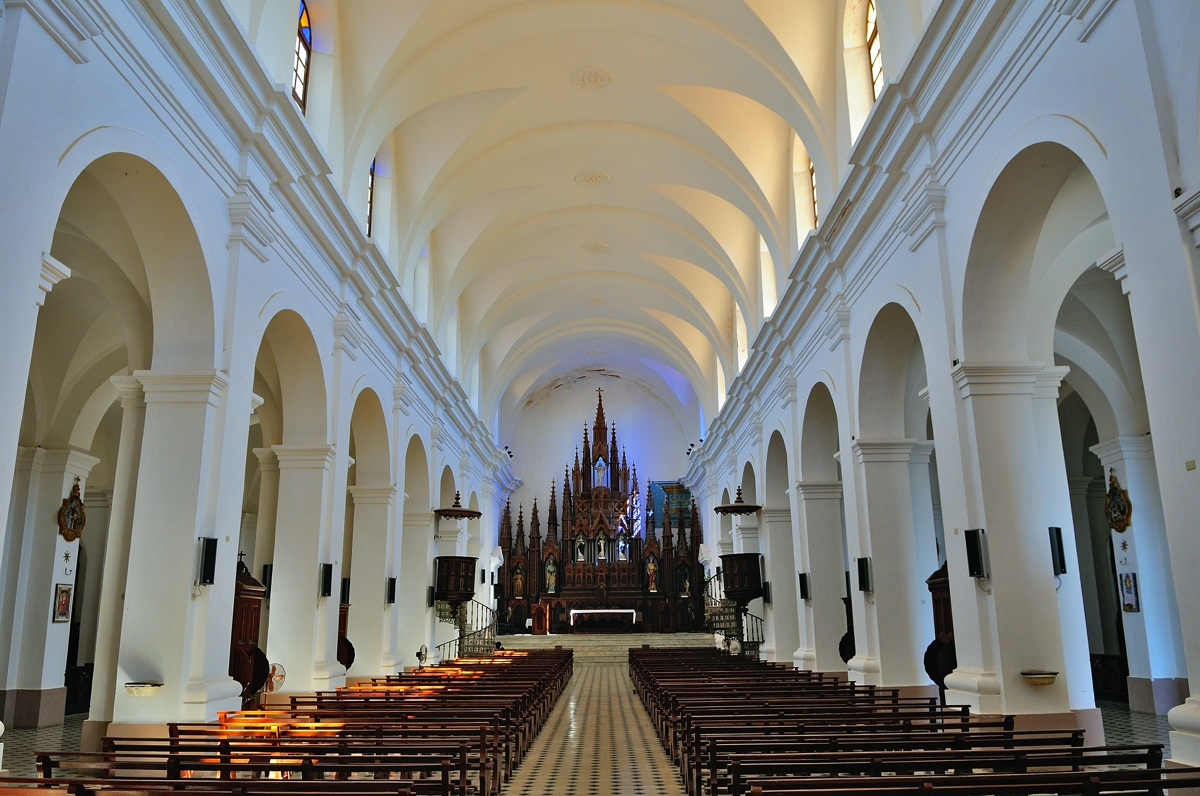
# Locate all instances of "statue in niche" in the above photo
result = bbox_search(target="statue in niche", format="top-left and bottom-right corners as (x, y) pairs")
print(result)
(677, 566), (691, 597)
(617, 533), (628, 561)
(575, 535), (586, 562)
(597, 534), (607, 560)
(646, 556), (658, 593)
(512, 567), (525, 599)
(545, 558), (557, 594)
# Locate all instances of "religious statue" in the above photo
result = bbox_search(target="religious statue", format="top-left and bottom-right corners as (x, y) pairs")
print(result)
(1105, 468), (1132, 532)
(597, 534), (607, 559)
(646, 556), (658, 593)
(617, 533), (628, 561)
(512, 568), (525, 599)
(576, 535), (586, 562)
(545, 558), (557, 594)
(57, 481), (86, 542)
(677, 566), (690, 597)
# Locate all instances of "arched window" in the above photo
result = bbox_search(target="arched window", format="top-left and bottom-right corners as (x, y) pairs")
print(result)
(291, 1), (312, 113)
(809, 159), (819, 226)
(866, 0), (884, 100)
(366, 159), (376, 237)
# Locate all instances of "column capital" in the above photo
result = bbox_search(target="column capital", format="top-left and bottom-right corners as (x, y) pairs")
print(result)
(760, 506), (791, 520)
(1067, 475), (1094, 497)
(39, 252), (70, 306)
(271, 445), (335, 469)
(252, 447), (279, 471)
(1096, 244), (1129, 295)
(952, 362), (1044, 397)
(1090, 435), (1154, 467)
(134, 370), (229, 406)
(909, 440), (936, 464)
(40, 448), (101, 478)
(348, 485), (397, 505)
(852, 438), (918, 463)
(795, 480), (842, 499)
(1033, 365), (1071, 399)
(110, 375), (145, 409)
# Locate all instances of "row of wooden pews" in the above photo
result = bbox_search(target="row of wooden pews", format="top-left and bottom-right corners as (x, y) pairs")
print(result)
(629, 647), (1200, 796)
(1, 649), (571, 796)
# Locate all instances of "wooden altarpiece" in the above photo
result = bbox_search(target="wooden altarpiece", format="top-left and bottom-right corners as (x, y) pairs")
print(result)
(496, 392), (705, 634)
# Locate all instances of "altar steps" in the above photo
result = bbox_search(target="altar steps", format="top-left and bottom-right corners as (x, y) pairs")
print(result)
(496, 632), (718, 663)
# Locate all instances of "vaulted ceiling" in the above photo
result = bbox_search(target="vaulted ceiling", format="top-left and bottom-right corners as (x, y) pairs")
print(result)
(237, 0), (934, 440)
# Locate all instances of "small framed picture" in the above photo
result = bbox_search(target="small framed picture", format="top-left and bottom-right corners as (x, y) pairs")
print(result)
(1119, 572), (1140, 613)
(52, 584), (72, 623)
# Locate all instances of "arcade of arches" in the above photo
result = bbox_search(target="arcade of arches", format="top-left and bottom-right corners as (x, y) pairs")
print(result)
(3, 0), (1200, 774)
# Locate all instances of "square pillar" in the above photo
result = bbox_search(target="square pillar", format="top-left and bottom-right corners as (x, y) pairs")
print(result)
(1092, 436), (1188, 714)
(113, 371), (241, 724)
(761, 506), (800, 665)
(266, 446), (341, 693)
(795, 481), (847, 673)
(346, 486), (396, 677)
(2, 449), (98, 727)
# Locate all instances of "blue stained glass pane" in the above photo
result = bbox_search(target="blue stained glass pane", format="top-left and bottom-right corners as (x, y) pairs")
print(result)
(299, 4), (311, 44)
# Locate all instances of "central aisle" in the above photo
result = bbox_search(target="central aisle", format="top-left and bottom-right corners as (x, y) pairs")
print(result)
(502, 663), (685, 795)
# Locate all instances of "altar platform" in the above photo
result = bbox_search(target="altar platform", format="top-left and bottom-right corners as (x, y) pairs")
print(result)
(497, 631), (718, 664)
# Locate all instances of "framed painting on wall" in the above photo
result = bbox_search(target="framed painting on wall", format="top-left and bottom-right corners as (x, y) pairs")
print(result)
(52, 583), (72, 622)
(1119, 572), (1140, 613)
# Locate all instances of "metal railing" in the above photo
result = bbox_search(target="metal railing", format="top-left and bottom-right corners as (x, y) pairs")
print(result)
(703, 571), (765, 657)
(434, 599), (497, 662)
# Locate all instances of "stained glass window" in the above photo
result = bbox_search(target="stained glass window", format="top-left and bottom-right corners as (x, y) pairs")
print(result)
(291, 2), (312, 113)
(366, 159), (376, 237)
(867, 0), (884, 101)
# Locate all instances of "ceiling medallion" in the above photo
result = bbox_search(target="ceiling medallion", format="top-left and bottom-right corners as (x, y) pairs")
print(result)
(588, 297), (608, 306)
(572, 66), (613, 90)
(575, 169), (611, 187)
(582, 241), (611, 254)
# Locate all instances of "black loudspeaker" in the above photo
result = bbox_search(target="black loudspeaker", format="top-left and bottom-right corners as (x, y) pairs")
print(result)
(761, 581), (772, 605)
(1049, 526), (1068, 575)
(427, 585), (436, 608)
(198, 537), (218, 585)
(493, 583), (504, 601)
(480, 568), (487, 584)
(964, 529), (990, 579)
(385, 577), (397, 604)
(318, 563), (334, 597)
(798, 572), (811, 601)
(340, 577), (352, 605)
(856, 557), (873, 592)
(262, 564), (273, 598)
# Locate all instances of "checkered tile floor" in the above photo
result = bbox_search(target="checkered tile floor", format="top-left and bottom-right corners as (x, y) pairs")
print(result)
(1099, 699), (1172, 757)
(502, 663), (684, 795)
(1, 712), (84, 777)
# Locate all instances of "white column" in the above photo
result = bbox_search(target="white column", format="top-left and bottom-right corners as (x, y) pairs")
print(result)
(5, 449), (98, 726)
(945, 364), (1068, 716)
(398, 511), (434, 666)
(907, 441), (940, 649)
(346, 486), (397, 677)
(1092, 436), (1187, 714)
(112, 371), (241, 724)
(794, 481), (846, 673)
(1032, 368), (1095, 714)
(762, 506), (800, 665)
(265, 446), (341, 693)
(250, 448), (279, 649)
(83, 377), (144, 748)
(850, 439), (928, 689)
(1067, 477), (1105, 655)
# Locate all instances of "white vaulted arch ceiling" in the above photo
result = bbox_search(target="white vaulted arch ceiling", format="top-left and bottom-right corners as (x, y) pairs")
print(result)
(332, 0), (842, 438)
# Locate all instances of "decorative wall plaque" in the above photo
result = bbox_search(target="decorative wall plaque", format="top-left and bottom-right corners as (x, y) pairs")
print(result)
(57, 482), (86, 542)
(1104, 468), (1132, 533)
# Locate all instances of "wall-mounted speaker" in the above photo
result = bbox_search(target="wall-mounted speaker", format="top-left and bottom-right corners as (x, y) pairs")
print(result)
(856, 557), (873, 592)
(798, 572), (811, 601)
(340, 577), (352, 605)
(964, 529), (990, 579)
(427, 585), (436, 608)
(493, 583), (504, 601)
(385, 577), (397, 605)
(197, 537), (218, 585)
(761, 581), (772, 605)
(261, 564), (273, 598)
(1049, 526), (1068, 576)
(480, 568), (486, 584)
(318, 563), (333, 597)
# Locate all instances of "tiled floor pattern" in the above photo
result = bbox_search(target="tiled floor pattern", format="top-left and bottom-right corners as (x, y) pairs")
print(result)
(2, 712), (84, 776)
(1099, 699), (1173, 757)
(502, 663), (684, 796)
